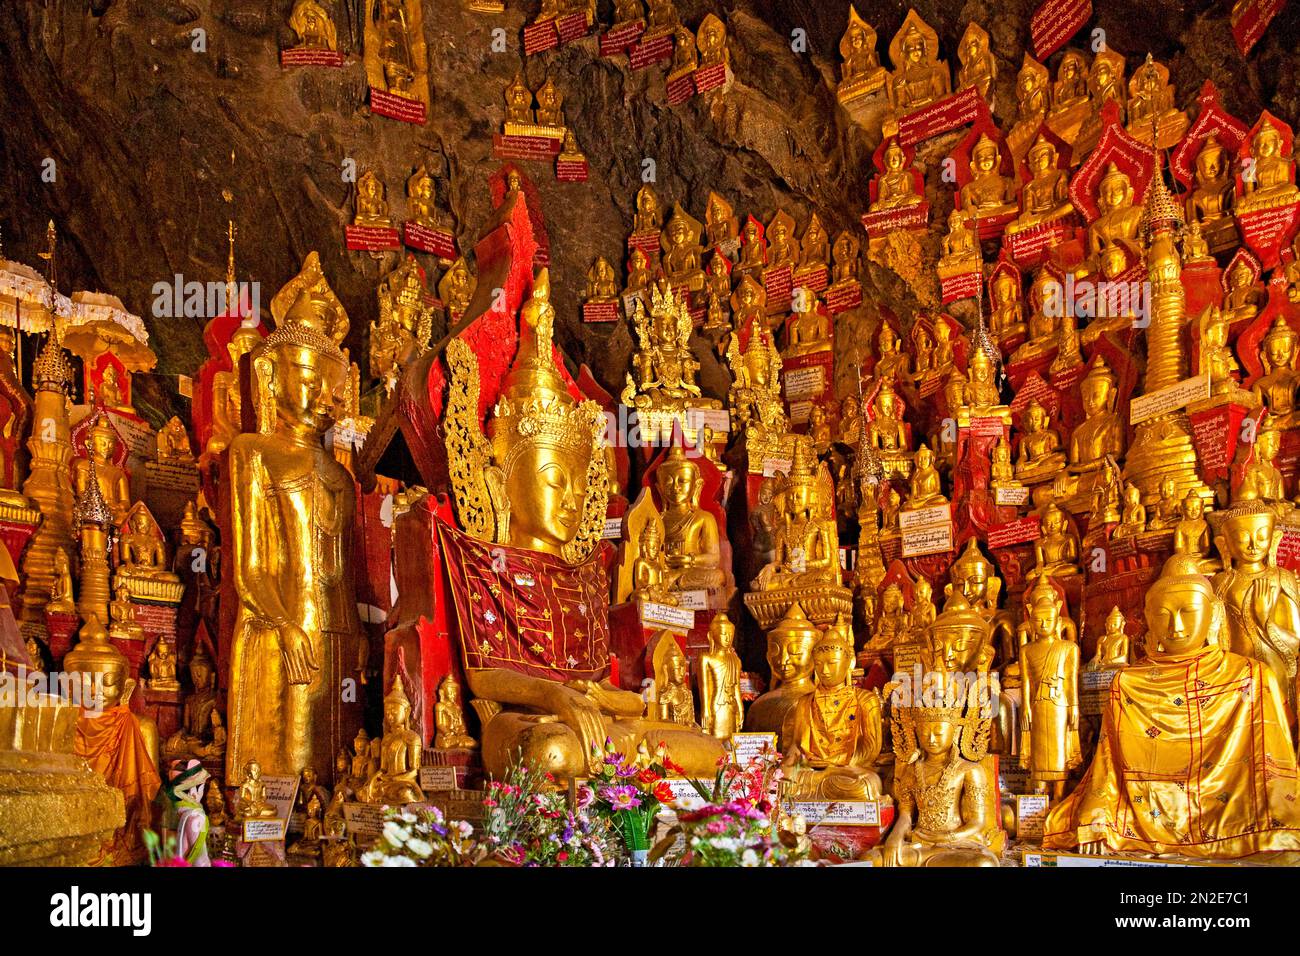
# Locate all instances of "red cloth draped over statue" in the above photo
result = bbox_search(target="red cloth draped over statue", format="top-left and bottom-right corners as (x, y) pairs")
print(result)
(435, 514), (611, 682)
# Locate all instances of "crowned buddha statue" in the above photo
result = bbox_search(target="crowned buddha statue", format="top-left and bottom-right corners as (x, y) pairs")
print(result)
(1087, 164), (1144, 276)
(64, 615), (161, 865)
(1210, 499), (1300, 713)
(1126, 54), (1188, 149)
(622, 280), (720, 422)
(660, 205), (706, 292)
(785, 614), (883, 801)
(654, 446), (726, 593)
(442, 269), (726, 780)
(225, 252), (363, 784)
(745, 602), (818, 744)
(1018, 577), (1081, 800)
(353, 170), (392, 229)
(837, 6), (886, 101)
(372, 256), (435, 391)
(1029, 503), (1080, 580)
(434, 676), (477, 750)
(887, 19), (950, 116)
(756, 438), (840, 588)
(1185, 135), (1239, 253)
(872, 139), (924, 211)
(956, 23), (995, 102)
(1046, 50), (1092, 145)
(356, 676), (424, 805)
(1008, 137), (1075, 235)
(652, 636), (696, 727)
(1045, 557), (1300, 857)
(1114, 482), (1146, 538)
(961, 134), (1017, 219)
(1238, 415), (1286, 502)
(1251, 317), (1300, 426)
(699, 613), (743, 738)
(1015, 399), (1066, 484)
(903, 443), (947, 510)
(72, 416), (130, 529)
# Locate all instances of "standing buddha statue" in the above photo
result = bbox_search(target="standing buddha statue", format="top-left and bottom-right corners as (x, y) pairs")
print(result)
(1018, 577), (1081, 800)
(698, 613), (743, 738)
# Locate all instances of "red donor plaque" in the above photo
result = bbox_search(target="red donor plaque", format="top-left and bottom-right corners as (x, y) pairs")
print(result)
(600, 20), (645, 56)
(403, 222), (457, 260)
(557, 12), (591, 44)
(694, 63), (727, 94)
(583, 302), (620, 323)
(629, 33), (673, 70)
(793, 265), (829, 294)
(345, 224), (401, 252)
(1030, 0), (1093, 60)
(762, 264), (794, 311)
(1278, 528), (1300, 571)
(988, 514), (1041, 550)
(941, 270), (982, 304)
(897, 86), (987, 147)
(1005, 219), (1076, 269)
(1189, 403), (1249, 484)
(1238, 202), (1300, 270)
(1231, 0), (1287, 56)
(370, 88), (427, 124)
(667, 71), (696, 106)
(523, 21), (560, 56)
(860, 202), (929, 239)
(492, 134), (563, 162)
(556, 157), (589, 182)
(826, 283), (863, 315)
(627, 231), (660, 255)
(280, 48), (346, 68)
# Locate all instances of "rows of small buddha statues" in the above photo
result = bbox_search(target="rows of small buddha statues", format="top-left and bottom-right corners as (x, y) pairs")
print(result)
(4, 0), (1300, 869)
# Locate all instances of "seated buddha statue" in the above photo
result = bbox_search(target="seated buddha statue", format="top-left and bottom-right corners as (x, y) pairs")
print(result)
(1185, 135), (1239, 252)
(146, 638), (180, 692)
(1198, 305), (1245, 400)
(64, 614), (161, 865)
(656, 446), (726, 593)
(660, 205), (706, 292)
(1125, 54), (1189, 149)
(1008, 57), (1050, 159)
(1058, 356), (1125, 509)
(1114, 481), (1146, 538)
(644, 0), (677, 35)
(438, 257), (475, 316)
(156, 416), (194, 465)
(289, 0), (337, 50)
(1029, 503), (1080, 579)
(784, 301), (831, 357)
(960, 134), (1017, 219)
(866, 380), (911, 476)
(838, 8), (886, 100)
(933, 318), (957, 372)
(1223, 260), (1263, 326)
(584, 257), (619, 304)
(1044, 557), (1300, 857)
(632, 183), (662, 234)
(72, 417), (131, 529)
(874, 322), (911, 383)
(1147, 476), (1183, 531)
(798, 214), (830, 274)
(1238, 414), (1286, 502)
(956, 23), (995, 102)
(357, 676), (425, 804)
(785, 614), (883, 801)
(1010, 270), (1062, 363)
(904, 443), (947, 510)
(1173, 491), (1214, 571)
(959, 349), (1010, 424)
(989, 271), (1026, 341)
(831, 230), (860, 287)
(434, 676), (477, 750)
(1086, 164), (1144, 276)
(704, 192), (737, 247)
(443, 269), (727, 781)
(745, 602), (818, 747)
(623, 280), (716, 415)
(118, 507), (180, 582)
(235, 759), (278, 820)
(872, 139), (924, 211)
(1238, 117), (1300, 214)
(887, 21), (950, 115)
(503, 74), (534, 126)
(1251, 317), (1300, 426)
(860, 582), (908, 662)
(353, 170), (392, 229)
(1088, 606), (1130, 670)
(47, 547), (76, 613)
(624, 248), (651, 297)
(756, 438), (841, 590)
(107, 582), (145, 642)
(164, 644), (219, 758)
(734, 217), (767, 280)
(1007, 137), (1075, 235)
(630, 520), (676, 605)
(1015, 399), (1066, 484)
(938, 210), (979, 277)
(765, 213), (799, 273)
(990, 436), (1021, 494)
(534, 79), (565, 130)
(730, 274), (766, 333)
(1046, 50), (1092, 145)
(406, 165), (439, 228)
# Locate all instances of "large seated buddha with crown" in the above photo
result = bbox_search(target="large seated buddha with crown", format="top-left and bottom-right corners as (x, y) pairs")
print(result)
(442, 270), (726, 782)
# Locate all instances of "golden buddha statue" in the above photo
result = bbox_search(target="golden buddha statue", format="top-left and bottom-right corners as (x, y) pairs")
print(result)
(438, 257), (475, 316)
(584, 256), (619, 304)
(1147, 475), (1183, 531)
(1210, 499), (1300, 712)
(372, 257), (436, 392)
(699, 612), (743, 738)
(632, 183), (662, 234)
(654, 446), (726, 592)
(726, 315), (790, 461)
(1007, 137), (1075, 235)
(955, 22), (995, 102)
(235, 759), (278, 820)
(146, 638), (180, 693)
(871, 139), (924, 211)
(874, 322), (910, 383)
(47, 547), (75, 613)
(729, 274), (765, 334)
(72, 417), (130, 529)
(353, 170), (392, 229)
(865, 380), (911, 477)
(785, 613), (883, 801)
(1197, 305), (1244, 400)
(1015, 399), (1067, 483)
(622, 280), (719, 423)
(652, 636), (696, 727)
(960, 134), (1017, 219)
(434, 676), (477, 749)
(1126, 54), (1189, 149)
(886, 16), (950, 116)
(367, 0), (427, 99)
(904, 443), (946, 510)
(1089, 48), (1126, 112)
(1223, 260), (1263, 326)
(644, 0), (677, 36)
(1018, 577), (1081, 800)
(959, 348), (1010, 424)
(406, 165), (439, 228)
(988, 271), (1025, 342)
(660, 205), (706, 291)
(860, 581), (907, 660)
(619, 248), (649, 298)
(945, 539), (1016, 670)
(629, 518), (675, 605)
(289, 0), (338, 50)
(938, 209), (979, 278)
(1173, 491), (1214, 570)
(735, 217), (767, 280)
(204, 325), (262, 462)
(784, 299), (831, 358)
(757, 438), (840, 588)
(98, 364), (127, 412)
(107, 581), (145, 642)
(745, 602), (818, 743)
(704, 191), (737, 247)
(765, 211), (799, 272)
(669, 24), (697, 76)
(504, 74), (533, 126)
(64, 614), (161, 865)
(1185, 135), (1239, 252)
(837, 5), (886, 102)
(156, 416), (194, 465)
(1114, 481), (1146, 538)
(990, 436), (1022, 496)
(1239, 415), (1286, 501)
(558, 129), (585, 165)
(534, 79), (564, 130)
(1044, 557), (1300, 857)
(797, 213), (829, 274)
(1029, 503), (1080, 579)
(226, 252), (362, 783)
(118, 505), (178, 581)
(1089, 606), (1130, 669)
(1251, 317), (1300, 426)
(357, 676), (424, 804)
(1087, 163), (1144, 275)
(164, 643), (219, 758)
(1008, 56), (1051, 161)
(1060, 356), (1126, 508)
(831, 230), (860, 286)
(695, 13), (727, 70)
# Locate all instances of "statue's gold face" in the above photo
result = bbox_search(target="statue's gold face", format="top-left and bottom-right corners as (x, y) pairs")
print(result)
(91, 430), (116, 462)
(1257, 429), (1280, 461)
(1081, 376), (1113, 416)
(1028, 599), (1059, 639)
(507, 445), (586, 552)
(930, 624), (981, 672)
(712, 618), (735, 648)
(1255, 129), (1279, 159)
(768, 629), (815, 682)
(277, 352), (345, 435)
(974, 144), (997, 173)
(1219, 512), (1274, 563)
(916, 716), (955, 757)
(903, 37), (923, 63)
(813, 640), (851, 686)
(1266, 334), (1294, 368)
(1145, 581), (1213, 655)
(384, 696), (410, 729)
(1100, 176), (1130, 211)
(658, 461), (697, 507)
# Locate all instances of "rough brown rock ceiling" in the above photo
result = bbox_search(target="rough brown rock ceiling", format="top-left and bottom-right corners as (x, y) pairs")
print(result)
(0, 1), (1296, 402)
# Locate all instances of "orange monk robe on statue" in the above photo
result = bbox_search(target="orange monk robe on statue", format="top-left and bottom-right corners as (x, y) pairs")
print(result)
(75, 707), (162, 866)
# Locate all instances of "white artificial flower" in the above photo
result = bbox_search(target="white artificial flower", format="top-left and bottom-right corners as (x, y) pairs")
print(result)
(741, 849), (759, 867)
(406, 838), (433, 858)
(360, 850), (386, 867)
(383, 855), (417, 867)
(382, 821), (410, 844)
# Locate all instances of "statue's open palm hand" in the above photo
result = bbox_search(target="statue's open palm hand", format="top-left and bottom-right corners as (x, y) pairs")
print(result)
(279, 624), (318, 685)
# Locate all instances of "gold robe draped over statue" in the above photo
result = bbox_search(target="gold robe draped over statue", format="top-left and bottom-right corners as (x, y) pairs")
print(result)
(1044, 644), (1300, 857)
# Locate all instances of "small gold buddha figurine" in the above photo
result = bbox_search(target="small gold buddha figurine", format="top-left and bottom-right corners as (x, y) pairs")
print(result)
(990, 436), (1022, 496)
(1015, 400), (1066, 484)
(1062, 356), (1126, 502)
(1007, 137), (1075, 235)
(871, 139), (924, 211)
(204, 780), (228, 831)
(904, 443), (947, 510)
(785, 613), (883, 801)
(695, 13), (727, 70)
(584, 256), (619, 304)
(704, 191), (737, 247)
(1185, 135), (1239, 252)
(1252, 317), (1300, 426)
(765, 210), (799, 272)
(289, 0), (338, 50)
(837, 5), (886, 102)
(1088, 606), (1130, 670)
(558, 129), (585, 165)
(204, 325), (262, 462)
(988, 270), (1025, 341)
(1008, 55), (1051, 161)
(734, 216), (767, 280)
(784, 299), (831, 358)
(1146, 476), (1183, 531)
(754, 437), (841, 587)
(146, 638), (180, 692)
(865, 380), (911, 476)
(357, 676), (425, 804)
(945, 539), (1017, 671)
(1087, 163), (1144, 276)
(886, 14), (950, 116)
(1126, 54), (1189, 149)
(1223, 260), (1263, 326)
(47, 547), (76, 613)
(1198, 305), (1244, 399)
(961, 133), (1017, 218)
(660, 205), (706, 291)
(938, 209), (979, 278)
(504, 74), (533, 126)
(955, 22), (995, 102)
(622, 248), (651, 298)
(118, 505), (180, 582)
(1173, 491), (1215, 572)
(831, 230), (860, 286)
(438, 257), (475, 316)
(746, 602), (818, 741)
(633, 183), (663, 234)
(406, 165), (439, 228)
(1088, 49), (1126, 112)
(860, 581), (908, 660)
(72, 416), (131, 528)
(644, 0), (677, 36)
(797, 213), (829, 274)
(1114, 481), (1146, 538)
(873, 321), (911, 383)
(353, 170), (392, 229)
(372, 254), (436, 391)
(156, 416), (194, 464)
(164, 644), (219, 757)
(1044, 557), (1300, 857)
(534, 78), (565, 129)
(1030, 503), (1080, 578)
(706, 249), (731, 304)
(629, 517), (673, 605)
(960, 348), (1009, 423)
(656, 446), (726, 592)
(236, 759), (278, 820)
(699, 612), (743, 738)
(1239, 415), (1286, 502)
(1018, 577), (1081, 800)
(434, 676), (477, 749)
(1045, 49), (1091, 146)
(107, 581), (145, 642)
(652, 636), (696, 727)
(99, 364), (129, 412)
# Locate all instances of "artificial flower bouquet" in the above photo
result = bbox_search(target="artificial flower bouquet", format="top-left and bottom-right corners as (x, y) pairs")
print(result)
(584, 738), (677, 865)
